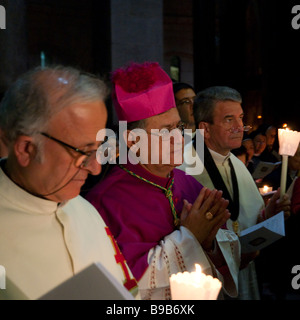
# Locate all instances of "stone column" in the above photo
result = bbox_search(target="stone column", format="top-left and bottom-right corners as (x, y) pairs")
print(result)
(0, 0), (28, 98)
(109, 0), (164, 124)
(110, 0), (164, 71)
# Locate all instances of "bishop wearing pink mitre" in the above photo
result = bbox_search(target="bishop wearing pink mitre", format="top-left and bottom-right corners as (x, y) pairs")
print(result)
(85, 62), (241, 300)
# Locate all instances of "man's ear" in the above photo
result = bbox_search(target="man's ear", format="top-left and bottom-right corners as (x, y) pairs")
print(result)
(14, 136), (36, 167)
(199, 122), (210, 138)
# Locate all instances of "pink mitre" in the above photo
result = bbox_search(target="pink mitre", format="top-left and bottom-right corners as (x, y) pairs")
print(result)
(111, 61), (176, 122)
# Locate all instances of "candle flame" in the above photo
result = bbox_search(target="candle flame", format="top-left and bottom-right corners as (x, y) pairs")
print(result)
(195, 264), (202, 273)
(169, 263), (222, 300)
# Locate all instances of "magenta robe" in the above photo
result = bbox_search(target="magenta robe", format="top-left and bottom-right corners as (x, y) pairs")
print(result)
(85, 162), (203, 281)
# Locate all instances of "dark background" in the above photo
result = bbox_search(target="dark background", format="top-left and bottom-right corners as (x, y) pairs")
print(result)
(0, 0), (300, 131)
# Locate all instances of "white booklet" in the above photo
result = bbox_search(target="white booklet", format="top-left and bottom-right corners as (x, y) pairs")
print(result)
(39, 262), (135, 300)
(252, 161), (281, 180)
(239, 211), (285, 253)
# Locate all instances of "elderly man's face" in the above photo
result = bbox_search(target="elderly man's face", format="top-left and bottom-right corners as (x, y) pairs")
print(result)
(140, 107), (184, 176)
(203, 100), (244, 156)
(33, 100), (107, 202)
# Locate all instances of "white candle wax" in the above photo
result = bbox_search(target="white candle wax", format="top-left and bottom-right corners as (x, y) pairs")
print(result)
(280, 155), (288, 199)
(278, 128), (300, 198)
(278, 128), (300, 156)
(170, 264), (222, 300)
(0, 265), (5, 289)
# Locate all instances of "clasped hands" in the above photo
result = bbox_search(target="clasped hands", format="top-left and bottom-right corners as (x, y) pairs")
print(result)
(180, 187), (230, 252)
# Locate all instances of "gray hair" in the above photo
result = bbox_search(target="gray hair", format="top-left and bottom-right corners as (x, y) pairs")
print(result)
(0, 65), (109, 144)
(193, 86), (242, 127)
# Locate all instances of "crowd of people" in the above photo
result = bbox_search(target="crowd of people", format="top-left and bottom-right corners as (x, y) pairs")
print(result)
(0, 61), (299, 300)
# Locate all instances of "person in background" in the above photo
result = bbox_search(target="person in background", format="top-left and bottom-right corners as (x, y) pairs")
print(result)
(258, 124), (280, 163)
(249, 129), (267, 172)
(256, 143), (300, 300)
(289, 176), (300, 285)
(173, 82), (196, 133)
(178, 85), (291, 300)
(231, 145), (248, 166)
(0, 129), (8, 159)
(86, 62), (241, 300)
(0, 65), (138, 300)
(291, 176), (300, 214)
(252, 130), (267, 157)
(242, 137), (255, 173)
(265, 125), (277, 149)
(262, 143), (300, 191)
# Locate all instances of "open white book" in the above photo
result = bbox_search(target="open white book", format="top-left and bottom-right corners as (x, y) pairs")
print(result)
(252, 161), (281, 180)
(39, 262), (135, 300)
(239, 211), (285, 253)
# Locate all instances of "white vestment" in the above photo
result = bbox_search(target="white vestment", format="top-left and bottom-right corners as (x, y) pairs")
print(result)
(0, 167), (138, 300)
(178, 141), (265, 300)
(138, 226), (241, 300)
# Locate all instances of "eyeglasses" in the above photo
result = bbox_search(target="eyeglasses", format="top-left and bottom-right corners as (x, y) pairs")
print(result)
(228, 125), (252, 133)
(176, 97), (195, 106)
(148, 122), (186, 141)
(210, 121), (252, 134)
(40, 132), (97, 168)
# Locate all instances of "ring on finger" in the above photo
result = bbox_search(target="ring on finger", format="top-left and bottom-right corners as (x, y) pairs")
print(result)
(205, 211), (214, 220)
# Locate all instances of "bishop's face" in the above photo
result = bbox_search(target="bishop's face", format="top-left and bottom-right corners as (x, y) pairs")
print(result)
(138, 107), (185, 177)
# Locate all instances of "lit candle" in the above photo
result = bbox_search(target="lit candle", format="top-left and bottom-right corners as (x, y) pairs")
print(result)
(259, 185), (273, 195)
(278, 128), (300, 198)
(169, 264), (222, 300)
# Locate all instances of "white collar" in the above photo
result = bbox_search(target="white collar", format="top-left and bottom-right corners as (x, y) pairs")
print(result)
(0, 166), (62, 215)
(208, 148), (231, 165)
